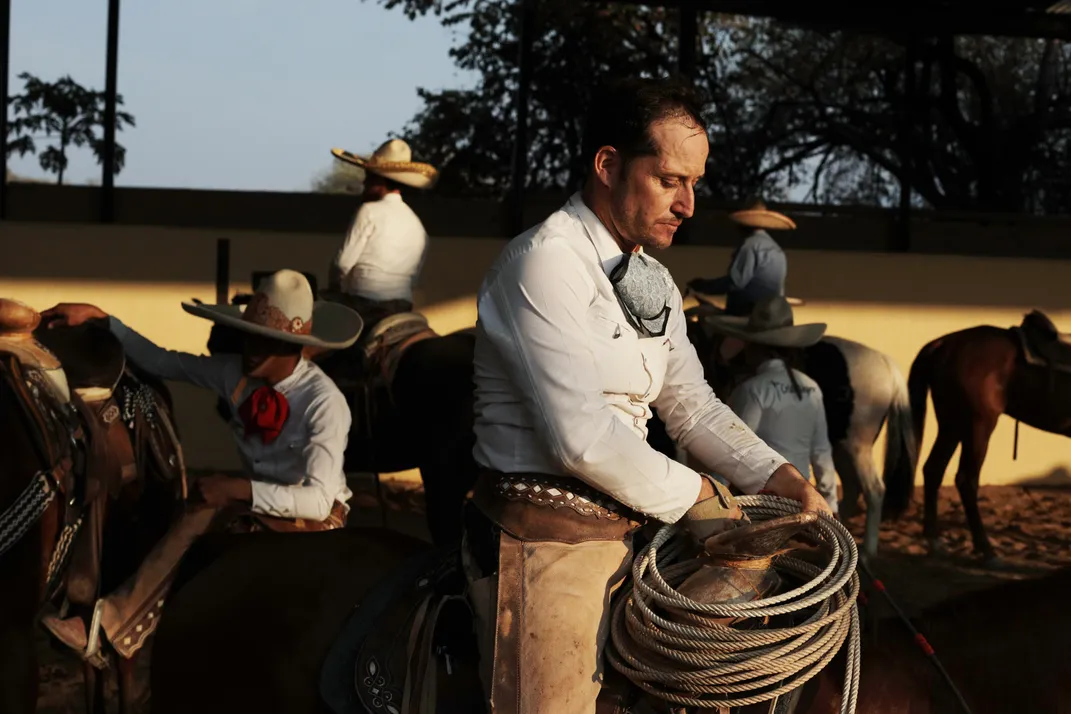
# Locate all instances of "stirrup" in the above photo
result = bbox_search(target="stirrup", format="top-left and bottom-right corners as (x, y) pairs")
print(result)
(83, 599), (109, 670)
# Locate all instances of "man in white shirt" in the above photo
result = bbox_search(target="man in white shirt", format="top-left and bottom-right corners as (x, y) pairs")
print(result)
(327, 139), (437, 334)
(687, 199), (794, 316)
(465, 77), (831, 714)
(38, 270), (362, 664)
(709, 295), (840, 514)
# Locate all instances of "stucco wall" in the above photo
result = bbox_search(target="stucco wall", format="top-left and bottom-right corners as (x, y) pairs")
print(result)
(2, 218), (1069, 488)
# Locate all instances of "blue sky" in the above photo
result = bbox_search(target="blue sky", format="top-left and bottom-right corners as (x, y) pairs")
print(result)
(7, 0), (475, 191)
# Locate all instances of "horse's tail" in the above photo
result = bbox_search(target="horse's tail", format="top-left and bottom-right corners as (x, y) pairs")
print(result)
(883, 339), (940, 517)
(881, 352), (918, 519)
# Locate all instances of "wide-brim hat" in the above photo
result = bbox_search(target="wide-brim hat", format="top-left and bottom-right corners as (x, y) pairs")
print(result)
(330, 138), (438, 190)
(702, 295), (825, 348)
(182, 269), (363, 350)
(729, 198), (797, 231)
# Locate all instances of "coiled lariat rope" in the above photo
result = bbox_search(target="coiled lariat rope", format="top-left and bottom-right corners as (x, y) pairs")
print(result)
(607, 494), (862, 713)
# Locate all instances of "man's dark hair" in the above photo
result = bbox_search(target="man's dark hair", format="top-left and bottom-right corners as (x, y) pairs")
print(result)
(582, 76), (708, 170)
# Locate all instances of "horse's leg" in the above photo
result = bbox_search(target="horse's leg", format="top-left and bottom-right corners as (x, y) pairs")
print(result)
(957, 415), (999, 563)
(831, 443), (861, 520)
(922, 427), (960, 554)
(833, 441), (882, 558)
(117, 652), (139, 714)
(83, 660), (106, 714)
(421, 447), (477, 546)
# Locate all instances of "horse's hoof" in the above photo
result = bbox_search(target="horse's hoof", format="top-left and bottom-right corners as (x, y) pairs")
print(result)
(981, 554), (1011, 571)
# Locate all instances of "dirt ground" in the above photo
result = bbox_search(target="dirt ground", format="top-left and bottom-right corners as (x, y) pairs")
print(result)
(33, 482), (1071, 713)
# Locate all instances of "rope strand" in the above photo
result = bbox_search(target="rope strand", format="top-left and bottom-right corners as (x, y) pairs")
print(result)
(607, 494), (862, 713)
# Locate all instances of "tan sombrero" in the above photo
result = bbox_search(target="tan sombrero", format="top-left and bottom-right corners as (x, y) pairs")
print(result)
(702, 295), (825, 348)
(330, 138), (438, 190)
(729, 198), (797, 231)
(182, 269), (363, 350)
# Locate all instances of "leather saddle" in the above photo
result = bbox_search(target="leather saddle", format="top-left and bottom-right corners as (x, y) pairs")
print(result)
(320, 515), (818, 714)
(1016, 310), (1071, 374)
(321, 548), (484, 714)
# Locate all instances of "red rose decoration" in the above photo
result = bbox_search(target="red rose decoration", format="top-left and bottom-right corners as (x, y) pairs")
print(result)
(238, 386), (290, 445)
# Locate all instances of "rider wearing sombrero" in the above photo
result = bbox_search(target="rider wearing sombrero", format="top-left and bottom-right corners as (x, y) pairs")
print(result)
(37, 270), (362, 665)
(687, 198), (795, 317)
(703, 295), (840, 515)
(326, 138), (438, 338)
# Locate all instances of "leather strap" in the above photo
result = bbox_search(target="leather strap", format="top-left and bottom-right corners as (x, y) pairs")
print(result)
(472, 470), (644, 545)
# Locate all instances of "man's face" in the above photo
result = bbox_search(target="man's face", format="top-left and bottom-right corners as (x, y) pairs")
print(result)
(241, 334), (299, 379)
(602, 117), (709, 251)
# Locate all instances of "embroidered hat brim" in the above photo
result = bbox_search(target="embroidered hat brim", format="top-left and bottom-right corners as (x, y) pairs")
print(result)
(181, 300), (363, 350)
(330, 148), (438, 190)
(701, 314), (826, 348)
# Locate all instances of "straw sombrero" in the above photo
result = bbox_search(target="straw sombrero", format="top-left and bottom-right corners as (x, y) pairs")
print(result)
(330, 139), (438, 190)
(182, 270), (363, 350)
(702, 295), (825, 348)
(729, 199), (797, 231)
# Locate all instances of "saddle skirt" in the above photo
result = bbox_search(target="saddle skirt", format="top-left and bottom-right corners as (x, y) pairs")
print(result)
(321, 548), (483, 714)
(363, 312), (437, 386)
(1016, 310), (1071, 374)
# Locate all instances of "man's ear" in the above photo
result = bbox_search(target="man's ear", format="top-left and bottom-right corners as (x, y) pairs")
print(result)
(593, 146), (619, 189)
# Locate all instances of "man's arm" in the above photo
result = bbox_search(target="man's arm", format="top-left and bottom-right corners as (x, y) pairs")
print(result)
(108, 317), (235, 396)
(332, 206), (375, 285)
(651, 288), (830, 514)
(479, 242), (705, 524)
(688, 239), (757, 296)
(249, 390), (351, 521)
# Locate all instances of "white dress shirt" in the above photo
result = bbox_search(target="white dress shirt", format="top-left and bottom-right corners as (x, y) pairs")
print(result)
(728, 359), (838, 513)
(109, 318), (353, 521)
(332, 192), (428, 302)
(472, 194), (788, 524)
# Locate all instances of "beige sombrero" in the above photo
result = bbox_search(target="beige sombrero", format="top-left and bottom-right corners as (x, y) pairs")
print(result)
(729, 198), (797, 231)
(702, 295), (825, 348)
(182, 269), (363, 350)
(330, 138), (438, 190)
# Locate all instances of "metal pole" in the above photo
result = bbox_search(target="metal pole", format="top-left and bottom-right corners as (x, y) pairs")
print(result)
(215, 239), (231, 304)
(507, 0), (535, 237)
(0, 0), (11, 220)
(101, 0), (120, 222)
(678, 2), (698, 81)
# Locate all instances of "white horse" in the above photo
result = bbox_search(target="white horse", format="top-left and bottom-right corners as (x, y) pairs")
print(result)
(647, 305), (917, 558)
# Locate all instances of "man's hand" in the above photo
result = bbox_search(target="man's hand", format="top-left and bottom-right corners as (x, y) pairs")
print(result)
(41, 303), (108, 328)
(762, 464), (833, 516)
(195, 474), (253, 509)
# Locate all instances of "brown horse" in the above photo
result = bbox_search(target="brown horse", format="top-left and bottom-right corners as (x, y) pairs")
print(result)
(149, 524), (1070, 714)
(899, 312), (1071, 562)
(0, 320), (184, 714)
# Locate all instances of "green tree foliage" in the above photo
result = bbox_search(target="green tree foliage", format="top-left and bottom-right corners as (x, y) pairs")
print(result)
(6, 72), (135, 185)
(373, 0), (1071, 213)
(311, 160), (366, 194)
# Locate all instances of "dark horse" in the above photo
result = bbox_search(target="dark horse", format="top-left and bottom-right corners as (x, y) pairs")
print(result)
(896, 311), (1071, 563)
(150, 526), (1071, 714)
(205, 296), (478, 545)
(0, 318), (184, 714)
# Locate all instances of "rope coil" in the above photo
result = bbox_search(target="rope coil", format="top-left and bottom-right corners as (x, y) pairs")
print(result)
(607, 494), (862, 713)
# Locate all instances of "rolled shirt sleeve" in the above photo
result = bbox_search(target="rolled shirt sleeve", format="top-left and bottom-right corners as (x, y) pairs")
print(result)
(651, 288), (788, 495)
(249, 389), (351, 521)
(478, 242), (708, 524)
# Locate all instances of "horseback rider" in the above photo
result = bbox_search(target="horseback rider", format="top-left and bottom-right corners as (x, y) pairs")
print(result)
(325, 138), (437, 338)
(704, 295), (840, 515)
(464, 76), (831, 714)
(686, 198), (795, 317)
(37, 269), (362, 664)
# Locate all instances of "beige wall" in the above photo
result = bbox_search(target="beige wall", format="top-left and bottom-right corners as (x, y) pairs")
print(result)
(2, 220), (1070, 488)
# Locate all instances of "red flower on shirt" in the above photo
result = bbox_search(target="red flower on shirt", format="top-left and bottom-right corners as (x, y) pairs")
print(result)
(238, 386), (290, 445)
